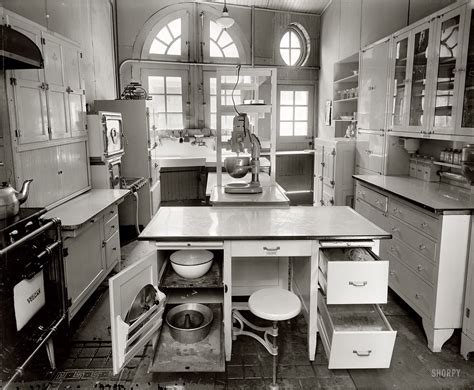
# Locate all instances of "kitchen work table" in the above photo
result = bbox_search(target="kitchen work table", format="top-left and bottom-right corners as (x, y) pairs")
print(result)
(116, 205), (392, 372)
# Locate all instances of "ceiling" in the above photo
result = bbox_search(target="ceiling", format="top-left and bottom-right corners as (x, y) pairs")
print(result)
(205, 0), (331, 14)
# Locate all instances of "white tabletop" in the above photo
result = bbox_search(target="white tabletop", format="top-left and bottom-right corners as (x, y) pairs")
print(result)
(354, 175), (474, 213)
(139, 206), (390, 241)
(44, 189), (130, 229)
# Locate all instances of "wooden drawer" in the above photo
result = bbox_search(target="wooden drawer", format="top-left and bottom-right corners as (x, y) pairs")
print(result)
(355, 183), (388, 212)
(383, 238), (436, 285)
(105, 231), (120, 270)
(388, 216), (437, 262)
(104, 204), (118, 221)
(354, 197), (389, 231)
(104, 214), (119, 241)
(317, 291), (396, 369)
(231, 240), (312, 257)
(388, 254), (434, 318)
(389, 199), (439, 239)
(319, 247), (388, 304)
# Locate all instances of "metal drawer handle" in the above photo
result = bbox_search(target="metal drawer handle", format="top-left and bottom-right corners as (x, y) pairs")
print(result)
(349, 281), (368, 287)
(390, 246), (397, 253)
(417, 265), (423, 271)
(415, 293), (422, 299)
(263, 246), (280, 252)
(111, 225), (115, 229)
(353, 350), (372, 357)
(389, 271), (396, 276)
(420, 222), (428, 228)
(391, 227), (399, 232)
(418, 244), (426, 250)
(110, 210), (115, 214)
(392, 208), (399, 213)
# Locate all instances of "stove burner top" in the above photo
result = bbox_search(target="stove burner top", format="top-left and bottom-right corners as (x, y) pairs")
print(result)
(0, 208), (47, 249)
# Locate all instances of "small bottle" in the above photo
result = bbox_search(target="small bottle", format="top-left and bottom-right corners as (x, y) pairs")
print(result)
(446, 148), (454, 164)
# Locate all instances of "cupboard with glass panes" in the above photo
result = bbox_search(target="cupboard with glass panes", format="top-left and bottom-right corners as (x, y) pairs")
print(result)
(387, 0), (474, 139)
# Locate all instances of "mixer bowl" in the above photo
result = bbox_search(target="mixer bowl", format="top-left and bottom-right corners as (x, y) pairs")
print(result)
(166, 303), (214, 344)
(225, 156), (251, 178)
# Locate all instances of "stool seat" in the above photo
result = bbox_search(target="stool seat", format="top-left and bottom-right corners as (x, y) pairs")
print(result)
(249, 288), (301, 321)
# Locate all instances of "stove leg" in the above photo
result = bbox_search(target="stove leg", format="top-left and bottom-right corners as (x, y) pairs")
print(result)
(45, 339), (56, 370)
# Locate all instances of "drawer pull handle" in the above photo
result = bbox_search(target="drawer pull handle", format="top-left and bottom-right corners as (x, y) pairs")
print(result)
(263, 246), (280, 252)
(390, 246), (397, 253)
(110, 210), (115, 214)
(418, 244), (426, 250)
(353, 350), (372, 357)
(391, 227), (399, 232)
(375, 200), (381, 205)
(349, 281), (368, 287)
(417, 265), (423, 271)
(111, 225), (115, 229)
(393, 208), (399, 213)
(389, 271), (396, 276)
(415, 293), (422, 299)
(113, 247), (117, 251)
(420, 222), (428, 228)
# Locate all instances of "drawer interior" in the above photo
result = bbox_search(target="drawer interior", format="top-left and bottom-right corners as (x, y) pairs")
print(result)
(327, 303), (389, 333)
(320, 247), (378, 275)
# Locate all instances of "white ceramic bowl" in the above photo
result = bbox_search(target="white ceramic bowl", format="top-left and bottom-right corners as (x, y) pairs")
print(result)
(170, 250), (214, 279)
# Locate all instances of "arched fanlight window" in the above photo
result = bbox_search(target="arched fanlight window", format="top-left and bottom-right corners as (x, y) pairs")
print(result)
(209, 20), (239, 58)
(279, 23), (311, 66)
(149, 18), (182, 56)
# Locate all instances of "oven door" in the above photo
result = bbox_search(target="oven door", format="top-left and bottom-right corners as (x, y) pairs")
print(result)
(102, 112), (124, 158)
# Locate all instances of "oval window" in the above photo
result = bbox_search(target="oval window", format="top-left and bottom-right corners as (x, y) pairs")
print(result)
(280, 24), (310, 66)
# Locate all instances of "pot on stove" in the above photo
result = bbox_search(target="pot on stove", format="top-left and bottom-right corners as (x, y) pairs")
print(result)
(0, 179), (33, 219)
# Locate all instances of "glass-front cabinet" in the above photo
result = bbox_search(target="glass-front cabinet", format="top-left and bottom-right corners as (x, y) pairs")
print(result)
(457, 5), (474, 136)
(390, 21), (435, 133)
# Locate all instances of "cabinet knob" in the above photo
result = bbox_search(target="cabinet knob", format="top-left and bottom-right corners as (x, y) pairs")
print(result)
(418, 244), (426, 251)
(420, 222), (428, 228)
(102, 241), (106, 248)
(417, 265), (423, 271)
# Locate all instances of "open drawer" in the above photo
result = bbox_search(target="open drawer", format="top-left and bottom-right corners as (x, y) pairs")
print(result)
(317, 291), (396, 369)
(110, 250), (225, 375)
(319, 245), (389, 304)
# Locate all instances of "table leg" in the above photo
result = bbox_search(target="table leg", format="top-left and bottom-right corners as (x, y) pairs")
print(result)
(224, 241), (232, 361)
(308, 241), (319, 360)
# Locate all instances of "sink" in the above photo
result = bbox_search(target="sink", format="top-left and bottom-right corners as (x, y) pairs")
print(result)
(158, 156), (207, 168)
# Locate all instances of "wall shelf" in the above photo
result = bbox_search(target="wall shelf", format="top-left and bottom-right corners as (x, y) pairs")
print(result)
(433, 161), (462, 169)
(333, 97), (358, 103)
(334, 74), (358, 83)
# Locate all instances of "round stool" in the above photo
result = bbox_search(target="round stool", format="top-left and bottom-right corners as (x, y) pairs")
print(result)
(232, 288), (301, 390)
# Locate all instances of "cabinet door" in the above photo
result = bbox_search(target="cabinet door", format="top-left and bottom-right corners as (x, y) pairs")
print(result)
(390, 33), (410, 130)
(42, 32), (69, 140)
(65, 220), (105, 318)
(58, 142), (90, 199)
(457, 7), (474, 135)
(63, 44), (87, 137)
(150, 180), (161, 216)
(322, 146), (336, 188)
(358, 39), (390, 131)
(356, 130), (385, 175)
(18, 146), (61, 207)
(430, 7), (466, 134)
(406, 22), (434, 133)
(313, 145), (324, 206)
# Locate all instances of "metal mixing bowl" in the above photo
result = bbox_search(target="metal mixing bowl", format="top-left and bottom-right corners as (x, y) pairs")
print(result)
(224, 156), (251, 178)
(166, 303), (214, 344)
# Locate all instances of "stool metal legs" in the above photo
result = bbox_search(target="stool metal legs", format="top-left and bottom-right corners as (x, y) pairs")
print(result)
(232, 310), (280, 390)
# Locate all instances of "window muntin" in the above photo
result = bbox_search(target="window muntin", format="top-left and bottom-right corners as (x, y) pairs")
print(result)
(209, 77), (240, 132)
(209, 20), (239, 58)
(149, 18), (182, 56)
(280, 30), (302, 66)
(148, 76), (184, 129)
(279, 90), (309, 136)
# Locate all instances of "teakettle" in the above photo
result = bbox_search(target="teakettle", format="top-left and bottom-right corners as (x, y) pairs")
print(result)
(0, 179), (33, 219)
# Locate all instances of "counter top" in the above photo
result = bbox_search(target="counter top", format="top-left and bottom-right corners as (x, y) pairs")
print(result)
(44, 189), (130, 230)
(353, 175), (474, 213)
(139, 206), (390, 241)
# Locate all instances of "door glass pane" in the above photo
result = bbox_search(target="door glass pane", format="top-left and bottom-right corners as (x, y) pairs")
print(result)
(409, 28), (429, 126)
(462, 14), (474, 128)
(434, 15), (460, 128)
(392, 38), (408, 126)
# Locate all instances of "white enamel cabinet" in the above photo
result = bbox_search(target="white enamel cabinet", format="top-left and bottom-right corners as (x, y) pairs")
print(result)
(461, 218), (474, 359)
(109, 242), (225, 375)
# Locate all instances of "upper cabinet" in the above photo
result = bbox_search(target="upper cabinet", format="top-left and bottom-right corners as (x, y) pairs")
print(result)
(358, 38), (391, 131)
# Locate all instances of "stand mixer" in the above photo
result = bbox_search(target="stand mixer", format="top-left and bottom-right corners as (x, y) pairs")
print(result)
(224, 113), (263, 194)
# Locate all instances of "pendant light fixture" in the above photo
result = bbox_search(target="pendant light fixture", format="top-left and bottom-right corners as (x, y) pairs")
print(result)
(216, 0), (235, 29)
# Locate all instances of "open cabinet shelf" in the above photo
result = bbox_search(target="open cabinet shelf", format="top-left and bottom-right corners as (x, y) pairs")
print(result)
(150, 303), (225, 373)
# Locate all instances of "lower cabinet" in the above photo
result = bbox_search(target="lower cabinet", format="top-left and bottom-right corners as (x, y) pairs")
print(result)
(461, 218), (474, 360)
(354, 179), (470, 352)
(64, 204), (121, 319)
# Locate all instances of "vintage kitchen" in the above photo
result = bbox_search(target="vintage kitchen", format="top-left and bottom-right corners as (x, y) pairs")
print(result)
(1, 0), (474, 389)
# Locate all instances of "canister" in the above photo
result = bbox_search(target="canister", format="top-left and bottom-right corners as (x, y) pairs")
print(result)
(409, 158), (417, 177)
(416, 158), (426, 180)
(422, 159), (439, 182)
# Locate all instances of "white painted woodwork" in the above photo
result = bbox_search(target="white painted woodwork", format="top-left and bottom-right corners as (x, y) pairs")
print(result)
(231, 240), (312, 257)
(355, 130), (385, 175)
(461, 217), (474, 359)
(57, 142), (90, 199)
(313, 138), (356, 207)
(355, 179), (471, 352)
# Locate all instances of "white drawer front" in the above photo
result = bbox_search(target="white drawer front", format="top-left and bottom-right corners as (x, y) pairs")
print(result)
(320, 248), (388, 304)
(388, 254), (434, 318)
(231, 240), (312, 257)
(104, 204), (118, 221)
(105, 231), (120, 270)
(389, 199), (439, 239)
(384, 238), (436, 285)
(318, 293), (396, 369)
(354, 198), (389, 231)
(355, 183), (388, 212)
(104, 214), (119, 241)
(388, 216), (437, 262)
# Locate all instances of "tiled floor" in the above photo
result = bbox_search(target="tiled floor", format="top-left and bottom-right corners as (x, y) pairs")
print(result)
(7, 240), (474, 389)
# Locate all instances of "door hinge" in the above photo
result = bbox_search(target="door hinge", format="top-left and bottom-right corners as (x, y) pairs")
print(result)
(47, 126), (52, 135)
(80, 52), (83, 58)
(331, 149), (336, 156)
(83, 89), (86, 95)
(85, 124), (88, 130)
(14, 129), (21, 138)
(41, 37), (46, 45)
(63, 247), (69, 257)
(9, 77), (17, 86)
(67, 298), (72, 308)
(467, 308), (470, 318)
